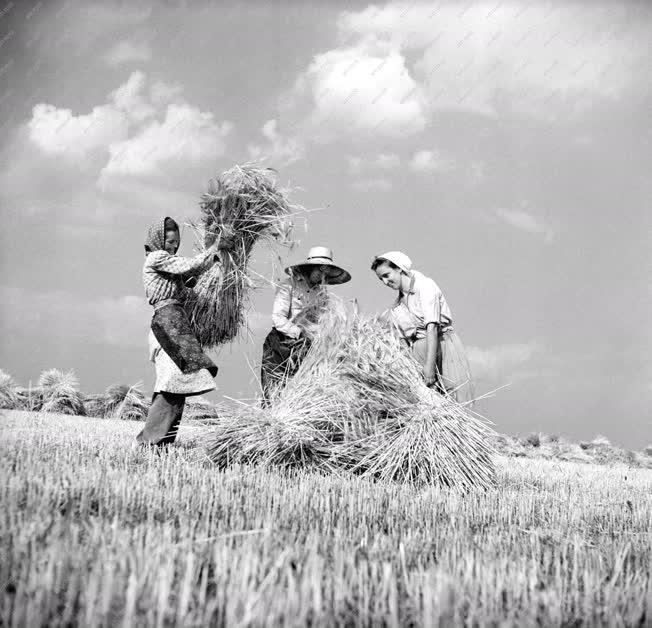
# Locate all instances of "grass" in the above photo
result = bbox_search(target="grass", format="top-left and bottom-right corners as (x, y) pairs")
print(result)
(1, 410), (650, 627)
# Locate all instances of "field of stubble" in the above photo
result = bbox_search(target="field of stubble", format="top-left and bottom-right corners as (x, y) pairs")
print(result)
(1, 410), (650, 627)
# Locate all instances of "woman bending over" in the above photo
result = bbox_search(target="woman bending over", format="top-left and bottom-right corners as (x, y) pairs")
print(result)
(371, 251), (474, 403)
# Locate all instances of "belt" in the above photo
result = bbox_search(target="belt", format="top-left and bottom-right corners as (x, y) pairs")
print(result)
(406, 325), (454, 346)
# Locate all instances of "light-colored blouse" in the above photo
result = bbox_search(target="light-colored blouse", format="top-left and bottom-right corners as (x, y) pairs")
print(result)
(272, 277), (328, 339)
(390, 270), (453, 341)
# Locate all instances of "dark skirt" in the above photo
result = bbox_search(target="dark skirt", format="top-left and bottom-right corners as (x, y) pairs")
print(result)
(260, 328), (311, 406)
(151, 303), (218, 377)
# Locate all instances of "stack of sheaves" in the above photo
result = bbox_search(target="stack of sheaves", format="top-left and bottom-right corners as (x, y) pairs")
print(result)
(185, 163), (301, 348)
(205, 302), (498, 490)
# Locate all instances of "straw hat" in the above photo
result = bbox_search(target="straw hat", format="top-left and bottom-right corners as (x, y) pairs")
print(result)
(286, 246), (351, 285)
(373, 251), (412, 274)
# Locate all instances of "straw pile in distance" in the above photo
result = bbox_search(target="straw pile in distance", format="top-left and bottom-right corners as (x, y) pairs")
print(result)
(185, 163), (301, 348)
(205, 301), (498, 491)
(38, 368), (86, 416)
(104, 383), (149, 421)
(0, 368), (18, 410)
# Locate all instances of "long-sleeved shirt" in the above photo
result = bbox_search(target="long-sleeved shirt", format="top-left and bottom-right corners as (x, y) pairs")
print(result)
(143, 249), (219, 308)
(390, 270), (453, 341)
(272, 277), (328, 339)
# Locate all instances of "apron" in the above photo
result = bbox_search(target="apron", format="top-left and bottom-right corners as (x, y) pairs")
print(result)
(151, 302), (218, 377)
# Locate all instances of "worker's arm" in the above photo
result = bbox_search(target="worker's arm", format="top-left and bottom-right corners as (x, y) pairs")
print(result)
(423, 322), (439, 387)
(272, 282), (302, 339)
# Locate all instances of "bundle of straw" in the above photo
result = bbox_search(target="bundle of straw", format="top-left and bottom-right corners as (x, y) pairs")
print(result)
(205, 370), (351, 472)
(84, 393), (106, 418)
(184, 398), (221, 423)
(206, 302), (497, 490)
(99, 383), (149, 421)
(102, 383), (131, 416)
(38, 368), (86, 416)
(0, 369), (18, 410)
(15, 386), (44, 412)
(186, 163), (300, 348)
(114, 383), (149, 421)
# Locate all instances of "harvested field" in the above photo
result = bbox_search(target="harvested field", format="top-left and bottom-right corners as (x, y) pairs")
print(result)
(1, 410), (650, 627)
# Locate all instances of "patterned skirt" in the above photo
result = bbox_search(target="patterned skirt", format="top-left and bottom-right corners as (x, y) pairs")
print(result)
(151, 302), (218, 376)
(411, 330), (475, 403)
(148, 302), (217, 397)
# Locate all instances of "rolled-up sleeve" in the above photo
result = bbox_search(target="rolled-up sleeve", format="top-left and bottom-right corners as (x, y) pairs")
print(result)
(272, 282), (302, 338)
(417, 278), (441, 327)
(148, 249), (218, 279)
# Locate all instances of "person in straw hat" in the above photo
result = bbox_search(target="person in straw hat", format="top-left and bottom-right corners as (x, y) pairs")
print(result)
(136, 216), (235, 447)
(371, 251), (474, 403)
(261, 246), (351, 405)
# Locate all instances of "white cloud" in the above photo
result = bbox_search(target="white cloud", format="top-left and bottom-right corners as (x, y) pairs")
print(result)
(409, 149), (452, 173)
(282, 2), (646, 147)
(248, 119), (304, 166)
(295, 41), (427, 139)
(329, 2), (650, 119)
(101, 104), (232, 178)
(495, 208), (555, 243)
(26, 72), (171, 159)
(104, 40), (152, 66)
(15, 72), (233, 221)
(25, 71), (232, 181)
(467, 342), (541, 382)
(28, 103), (128, 159)
(108, 70), (156, 123)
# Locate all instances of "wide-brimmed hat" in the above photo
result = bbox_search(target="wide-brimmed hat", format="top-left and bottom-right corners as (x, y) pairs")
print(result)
(285, 246), (351, 285)
(372, 251), (412, 274)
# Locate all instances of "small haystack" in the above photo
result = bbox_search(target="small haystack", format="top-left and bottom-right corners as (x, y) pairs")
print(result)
(185, 398), (222, 423)
(101, 383), (149, 421)
(84, 393), (107, 418)
(38, 369), (86, 416)
(185, 163), (300, 348)
(206, 304), (497, 491)
(0, 369), (18, 410)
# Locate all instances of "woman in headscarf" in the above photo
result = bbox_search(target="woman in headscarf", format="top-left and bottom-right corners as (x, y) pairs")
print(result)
(260, 246), (351, 406)
(371, 251), (474, 403)
(136, 217), (234, 447)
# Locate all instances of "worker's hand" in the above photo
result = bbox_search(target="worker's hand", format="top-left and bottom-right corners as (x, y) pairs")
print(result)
(216, 227), (237, 251)
(423, 364), (437, 388)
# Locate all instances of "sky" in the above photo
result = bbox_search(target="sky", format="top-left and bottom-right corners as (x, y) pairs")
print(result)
(0, 0), (651, 447)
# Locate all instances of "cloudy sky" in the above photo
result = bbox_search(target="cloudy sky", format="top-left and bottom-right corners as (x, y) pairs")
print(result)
(1, 0), (651, 447)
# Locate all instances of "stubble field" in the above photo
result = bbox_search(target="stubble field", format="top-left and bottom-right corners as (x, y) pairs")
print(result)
(1, 410), (650, 627)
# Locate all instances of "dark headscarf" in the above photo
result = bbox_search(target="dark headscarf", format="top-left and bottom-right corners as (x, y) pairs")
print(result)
(144, 217), (179, 254)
